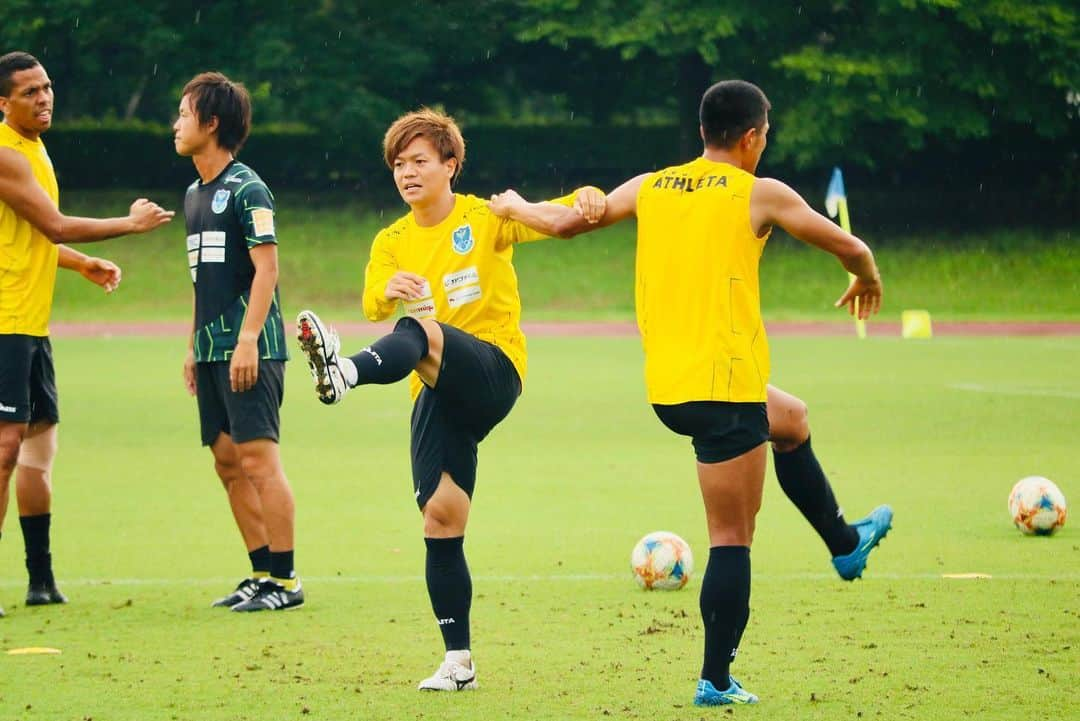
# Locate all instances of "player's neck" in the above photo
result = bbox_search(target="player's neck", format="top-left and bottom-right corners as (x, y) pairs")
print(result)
(192, 146), (234, 185)
(702, 147), (750, 173)
(409, 189), (456, 227)
(3, 118), (41, 142)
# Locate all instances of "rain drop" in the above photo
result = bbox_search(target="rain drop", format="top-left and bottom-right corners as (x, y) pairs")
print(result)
(195, 9), (201, 24)
(75, 17), (80, 28)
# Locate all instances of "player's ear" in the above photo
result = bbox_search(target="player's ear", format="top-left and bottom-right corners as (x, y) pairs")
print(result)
(446, 157), (458, 181)
(699, 124), (706, 144)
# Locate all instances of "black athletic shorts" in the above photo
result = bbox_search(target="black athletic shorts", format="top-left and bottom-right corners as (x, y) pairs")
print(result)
(410, 322), (521, 509)
(196, 360), (285, 446)
(652, 401), (769, 463)
(0, 334), (59, 425)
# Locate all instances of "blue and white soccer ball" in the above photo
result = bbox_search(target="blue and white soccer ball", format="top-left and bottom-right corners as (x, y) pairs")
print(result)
(631, 531), (693, 590)
(1008, 476), (1067, 536)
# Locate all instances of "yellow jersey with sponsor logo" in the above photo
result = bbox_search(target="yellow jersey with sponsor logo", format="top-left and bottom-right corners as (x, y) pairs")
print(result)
(0, 123), (59, 336)
(635, 157), (771, 404)
(363, 193), (568, 399)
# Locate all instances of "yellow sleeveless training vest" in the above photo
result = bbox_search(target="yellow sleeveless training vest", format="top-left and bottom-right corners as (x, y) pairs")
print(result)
(635, 157), (771, 404)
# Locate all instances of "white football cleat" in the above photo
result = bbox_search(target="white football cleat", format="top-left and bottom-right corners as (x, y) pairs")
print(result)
(296, 309), (348, 405)
(417, 656), (478, 692)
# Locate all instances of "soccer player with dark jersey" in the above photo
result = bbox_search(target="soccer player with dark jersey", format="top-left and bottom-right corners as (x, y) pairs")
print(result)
(488, 80), (888, 706)
(0, 51), (173, 616)
(173, 72), (301, 612)
(295, 108), (580, 690)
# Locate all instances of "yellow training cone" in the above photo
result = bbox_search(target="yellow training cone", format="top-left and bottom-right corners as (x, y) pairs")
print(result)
(901, 310), (933, 339)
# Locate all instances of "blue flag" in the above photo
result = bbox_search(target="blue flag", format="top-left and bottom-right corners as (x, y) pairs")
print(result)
(825, 167), (846, 218)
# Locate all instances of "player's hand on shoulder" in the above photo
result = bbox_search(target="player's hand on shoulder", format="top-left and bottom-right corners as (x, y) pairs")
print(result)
(487, 189), (525, 218)
(573, 186), (606, 224)
(128, 198), (175, 233)
(384, 271), (428, 301)
(80, 256), (122, 293)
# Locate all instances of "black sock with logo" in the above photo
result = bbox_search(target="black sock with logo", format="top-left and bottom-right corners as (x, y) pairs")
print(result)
(699, 545), (751, 689)
(348, 317), (429, 386)
(773, 437), (860, 557)
(425, 536), (471, 651)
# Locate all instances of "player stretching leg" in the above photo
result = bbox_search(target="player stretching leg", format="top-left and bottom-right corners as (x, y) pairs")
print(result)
(297, 108), (582, 690)
(488, 80), (885, 705)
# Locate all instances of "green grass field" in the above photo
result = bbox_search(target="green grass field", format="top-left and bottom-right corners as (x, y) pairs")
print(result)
(52, 191), (1079, 323)
(1, 334), (1077, 720)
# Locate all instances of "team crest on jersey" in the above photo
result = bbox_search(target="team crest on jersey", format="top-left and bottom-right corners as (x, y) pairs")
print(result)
(451, 224), (474, 255)
(211, 189), (231, 214)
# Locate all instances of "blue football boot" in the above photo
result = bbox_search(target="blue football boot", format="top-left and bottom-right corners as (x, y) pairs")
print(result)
(832, 504), (893, 580)
(693, 676), (759, 706)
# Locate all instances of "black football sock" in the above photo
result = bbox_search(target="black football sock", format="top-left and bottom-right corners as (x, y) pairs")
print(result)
(348, 317), (429, 386)
(700, 545), (751, 689)
(773, 436), (860, 557)
(425, 536), (471, 651)
(269, 550), (296, 589)
(20, 513), (54, 586)
(248, 545), (271, 577)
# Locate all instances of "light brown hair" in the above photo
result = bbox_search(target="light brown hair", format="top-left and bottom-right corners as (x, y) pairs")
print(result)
(382, 107), (466, 183)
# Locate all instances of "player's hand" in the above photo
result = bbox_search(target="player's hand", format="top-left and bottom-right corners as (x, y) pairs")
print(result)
(835, 273), (883, 320)
(128, 198), (175, 233)
(183, 351), (197, 396)
(487, 189), (525, 218)
(80, 257), (122, 293)
(229, 337), (260, 393)
(573, 186), (606, 224)
(384, 271), (429, 301)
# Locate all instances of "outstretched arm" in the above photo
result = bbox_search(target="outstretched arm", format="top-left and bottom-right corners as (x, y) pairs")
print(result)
(57, 245), (122, 293)
(0, 148), (173, 244)
(488, 174), (649, 238)
(750, 178), (882, 319)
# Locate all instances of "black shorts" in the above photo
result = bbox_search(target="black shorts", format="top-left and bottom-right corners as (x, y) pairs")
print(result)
(0, 334), (59, 425)
(410, 322), (521, 509)
(652, 401), (769, 463)
(196, 360), (285, 446)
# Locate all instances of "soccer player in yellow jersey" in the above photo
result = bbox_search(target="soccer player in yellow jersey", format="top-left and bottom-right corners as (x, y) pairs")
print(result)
(489, 80), (886, 706)
(296, 108), (576, 691)
(0, 51), (173, 617)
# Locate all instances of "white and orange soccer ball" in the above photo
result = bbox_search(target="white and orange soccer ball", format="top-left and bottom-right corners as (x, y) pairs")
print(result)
(1008, 476), (1067, 536)
(631, 531), (694, 590)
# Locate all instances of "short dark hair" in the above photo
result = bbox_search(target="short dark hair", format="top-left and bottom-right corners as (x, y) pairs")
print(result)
(181, 72), (252, 153)
(0, 51), (41, 96)
(699, 80), (771, 149)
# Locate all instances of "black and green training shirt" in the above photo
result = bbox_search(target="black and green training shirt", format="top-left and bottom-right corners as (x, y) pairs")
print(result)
(184, 160), (289, 363)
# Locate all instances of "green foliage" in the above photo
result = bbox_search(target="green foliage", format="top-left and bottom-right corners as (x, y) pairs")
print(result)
(517, 0), (1080, 167)
(2, 1), (1074, 169)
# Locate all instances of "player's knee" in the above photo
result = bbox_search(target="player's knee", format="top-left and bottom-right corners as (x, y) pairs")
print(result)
(17, 425), (58, 473)
(214, 459), (241, 487)
(772, 399), (809, 452)
(0, 425), (28, 475)
(238, 452), (273, 484)
(422, 499), (464, 536)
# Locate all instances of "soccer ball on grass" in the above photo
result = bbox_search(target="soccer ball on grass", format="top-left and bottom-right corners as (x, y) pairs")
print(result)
(631, 531), (693, 590)
(1008, 476), (1067, 535)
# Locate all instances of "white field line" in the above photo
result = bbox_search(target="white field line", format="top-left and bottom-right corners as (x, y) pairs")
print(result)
(947, 382), (1080, 400)
(1, 572), (1077, 589)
